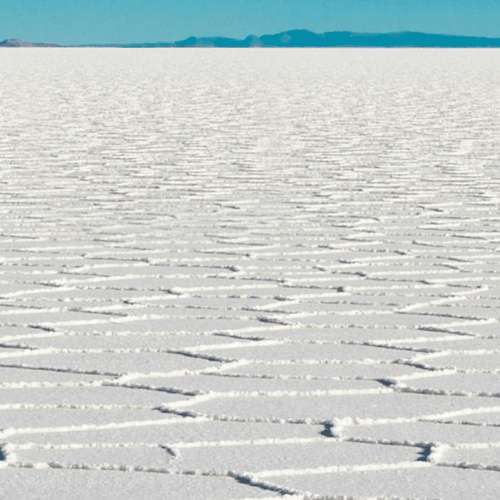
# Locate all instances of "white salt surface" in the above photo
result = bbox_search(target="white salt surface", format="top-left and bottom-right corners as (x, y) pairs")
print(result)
(1, 48), (500, 499)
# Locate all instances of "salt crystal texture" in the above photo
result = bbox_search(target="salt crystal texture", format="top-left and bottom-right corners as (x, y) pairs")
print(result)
(1, 48), (500, 499)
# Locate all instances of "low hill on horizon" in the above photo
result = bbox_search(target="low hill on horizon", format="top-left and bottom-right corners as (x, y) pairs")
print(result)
(0, 38), (60, 47)
(3, 30), (500, 48)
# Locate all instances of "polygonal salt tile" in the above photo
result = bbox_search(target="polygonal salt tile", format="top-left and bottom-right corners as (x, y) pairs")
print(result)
(439, 445), (500, 467)
(2, 351), (220, 375)
(342, 421), (500, 446)
(0, 386), (191, 407)
(257, 325), (447, 343)
(170, 440), (418, 474)
(7, 418), (321, 446)
(12, 444), (175, 469)
(185, 393), (500, 422)
(260, 464), (500, 499)
(134, 374), (382, 394)
(0, 409), (175, 432)
(419, 352), (500, 370)
(390, 337), (500, 352)
(9, 333), (250, 351)
(63, 316), (264, 335)
(399, 372), (500, 395)
(0, 366), (109, 384)
(0, 469), (277, 500)
(202, 342), (414, 363)
(223, 361), (423, 380)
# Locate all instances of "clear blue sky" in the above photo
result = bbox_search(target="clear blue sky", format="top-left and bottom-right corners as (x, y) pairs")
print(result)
(1, 0), (499, 45)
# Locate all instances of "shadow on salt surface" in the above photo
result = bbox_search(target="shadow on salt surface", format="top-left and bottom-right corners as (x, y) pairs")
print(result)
(0, 469), (275, 500)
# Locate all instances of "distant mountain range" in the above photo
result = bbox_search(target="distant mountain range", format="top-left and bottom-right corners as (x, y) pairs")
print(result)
(3, 30), (500, 48)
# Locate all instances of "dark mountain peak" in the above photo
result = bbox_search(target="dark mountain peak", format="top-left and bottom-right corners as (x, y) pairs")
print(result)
(174, 36), (198, 46)
(260, 29), (327, 47)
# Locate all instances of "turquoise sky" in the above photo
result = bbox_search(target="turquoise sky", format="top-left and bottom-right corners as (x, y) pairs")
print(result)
(1, 0), (499, 45)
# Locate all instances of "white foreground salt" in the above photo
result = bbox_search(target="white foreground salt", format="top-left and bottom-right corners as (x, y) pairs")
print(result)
(1, 48), (500, 499)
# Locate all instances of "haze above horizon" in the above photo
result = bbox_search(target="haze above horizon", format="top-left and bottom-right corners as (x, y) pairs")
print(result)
(1, 0), (499, 46)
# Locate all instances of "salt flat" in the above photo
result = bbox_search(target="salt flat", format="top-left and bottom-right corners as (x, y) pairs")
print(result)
(1, 48), (500, 499)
